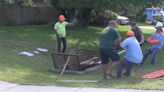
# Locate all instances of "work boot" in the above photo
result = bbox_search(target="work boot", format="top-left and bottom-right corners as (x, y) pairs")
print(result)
(105, 73), (115, 79)
(123, 73), (131, 77)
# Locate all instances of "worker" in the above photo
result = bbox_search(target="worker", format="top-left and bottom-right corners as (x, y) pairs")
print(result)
(54, 15), (75, 53)
(117, 31), (143, 78)
(142, 21), (164, 65)
(99, 20), (121, 80)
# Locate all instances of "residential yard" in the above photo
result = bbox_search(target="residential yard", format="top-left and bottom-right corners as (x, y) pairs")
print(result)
(0, 25), (163, 89)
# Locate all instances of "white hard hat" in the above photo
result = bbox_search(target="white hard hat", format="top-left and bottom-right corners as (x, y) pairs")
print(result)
(155, 22), (163, 28)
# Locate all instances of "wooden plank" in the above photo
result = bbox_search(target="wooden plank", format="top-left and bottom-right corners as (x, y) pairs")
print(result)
(52, 52), (80, 56)
(80, 57), (98, 65)
(60, 56), (71, 76)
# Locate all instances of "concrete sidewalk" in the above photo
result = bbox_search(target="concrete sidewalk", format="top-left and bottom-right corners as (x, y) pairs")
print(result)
(0, 81), (164, 92)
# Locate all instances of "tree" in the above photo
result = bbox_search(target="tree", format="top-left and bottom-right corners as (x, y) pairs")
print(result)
(51, 0), (164, 26)
(0, 0), (34, 6)
(58, 0), (94, 26)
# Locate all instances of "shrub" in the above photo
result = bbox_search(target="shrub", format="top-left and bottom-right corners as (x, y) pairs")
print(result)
(0, 0), (34, 6)
(136, 14), (147, 22)
(4, 0), (16, 4)
(90, 9), (118, 25)
(22, 0), (33, 6)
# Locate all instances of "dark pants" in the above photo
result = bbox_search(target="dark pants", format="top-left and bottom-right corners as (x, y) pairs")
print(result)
(117, 58), (135, 78)
(142, 47), (160, 65)
(57, 37), (67, 53)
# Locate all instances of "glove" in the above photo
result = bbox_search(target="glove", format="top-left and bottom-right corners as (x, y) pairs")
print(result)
(144, 40), (148, 43)
(116, 45), (123, 51)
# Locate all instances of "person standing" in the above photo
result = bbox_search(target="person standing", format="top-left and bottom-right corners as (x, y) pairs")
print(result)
(142, 21), (164, 65)
(54, 15), (75, 53)
(129, 22), (144, 44)
(99, 20), (121, 80)
(117, 31), (143, 78)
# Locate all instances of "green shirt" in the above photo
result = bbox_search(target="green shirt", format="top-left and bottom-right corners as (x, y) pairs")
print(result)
(99, 27), (120, 49)
(54, 21), (69, 37)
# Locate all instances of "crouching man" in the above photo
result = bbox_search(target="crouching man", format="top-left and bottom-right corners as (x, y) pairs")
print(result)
(116, 31), (143, 78)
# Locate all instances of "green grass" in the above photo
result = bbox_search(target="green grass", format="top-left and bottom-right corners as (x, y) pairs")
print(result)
(0, 25), (163, 90)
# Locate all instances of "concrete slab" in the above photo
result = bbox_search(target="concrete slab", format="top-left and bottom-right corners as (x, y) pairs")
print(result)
(0, 81), (18, 91)
(2, 86), (80, 92)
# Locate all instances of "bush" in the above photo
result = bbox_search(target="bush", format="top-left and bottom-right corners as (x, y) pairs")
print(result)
(22, 0), (33, 6)
(103, 10), (118, 20)
(135, 9), (147, 22)
(0, 0), (4, 4)
(44, 0), (51, 6)
(0, 0), (34, 6)
(4, 0), (16, 4)
(136, 14), (147, 22)
(90, 9), (118, 25)
(127, 15), (136, 22)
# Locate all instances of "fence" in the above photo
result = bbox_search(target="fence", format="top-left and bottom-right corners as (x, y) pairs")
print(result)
(0, 5), (59, 26)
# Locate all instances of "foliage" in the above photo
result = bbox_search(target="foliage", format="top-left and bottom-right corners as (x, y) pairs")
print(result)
(43, 0), (51, 6)
(21, 0), (33, 6)
(50, 0), (164, 26)
(90, 10), (118, 25)
(50, 0), (59, 7)
(0, 0), (33, 6)
(1, 0), (164, 25)
(0, 0), (16, 4)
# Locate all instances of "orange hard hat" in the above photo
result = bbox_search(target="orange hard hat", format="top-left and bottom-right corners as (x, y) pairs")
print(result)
(127, 31), (134, 36)
(59, 15), (65, 21)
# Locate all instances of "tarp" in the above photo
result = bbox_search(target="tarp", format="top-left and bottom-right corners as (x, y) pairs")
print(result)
(141, 69), (164, 79)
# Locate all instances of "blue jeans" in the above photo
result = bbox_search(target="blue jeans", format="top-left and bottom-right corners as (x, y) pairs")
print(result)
(142, 47), (160, 65)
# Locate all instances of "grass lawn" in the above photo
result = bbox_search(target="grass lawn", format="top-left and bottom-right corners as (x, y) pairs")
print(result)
(0, 25), (163, 90)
